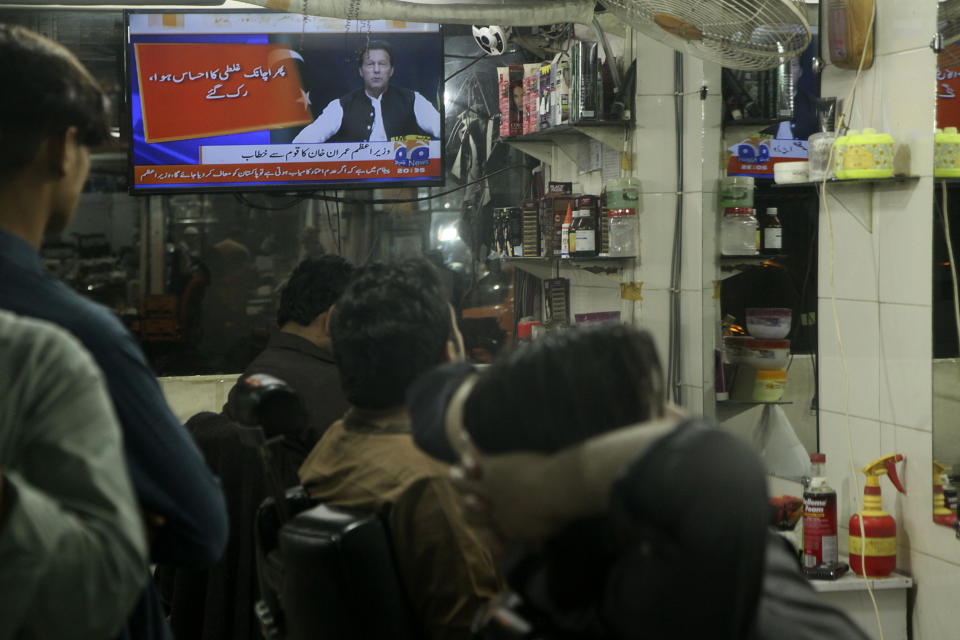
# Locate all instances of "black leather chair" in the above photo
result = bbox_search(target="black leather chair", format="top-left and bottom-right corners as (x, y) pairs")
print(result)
(254, 493), (421, 640)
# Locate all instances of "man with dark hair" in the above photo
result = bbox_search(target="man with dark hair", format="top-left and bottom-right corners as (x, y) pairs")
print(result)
(293, 40), (441, 143)
(298, 259), (499, 640)
(0, 24), (228, 640)
(224, 256), (354, 445)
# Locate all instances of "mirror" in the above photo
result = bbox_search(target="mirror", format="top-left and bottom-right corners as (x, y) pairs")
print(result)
(933, 7), (960, 528)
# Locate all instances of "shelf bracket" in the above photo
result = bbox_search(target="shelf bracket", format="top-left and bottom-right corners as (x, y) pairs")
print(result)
(505, 140), (555, 166)
(571, 124), (625, 152)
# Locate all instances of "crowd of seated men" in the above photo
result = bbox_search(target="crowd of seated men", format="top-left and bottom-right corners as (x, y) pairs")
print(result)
(0, 21), (870, 640)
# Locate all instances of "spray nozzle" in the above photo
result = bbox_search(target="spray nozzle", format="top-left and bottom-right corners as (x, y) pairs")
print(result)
(861, 454), (906, 494)
(934, 460), (952, 477)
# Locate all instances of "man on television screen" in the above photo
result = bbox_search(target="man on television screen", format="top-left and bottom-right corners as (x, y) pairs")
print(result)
(293, 40), (441, 144)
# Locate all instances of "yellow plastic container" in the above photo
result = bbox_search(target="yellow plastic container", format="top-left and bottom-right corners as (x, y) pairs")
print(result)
(753, 369), (787, 402)
(834, 128), (894, 180)
(935, 127), (960, 178)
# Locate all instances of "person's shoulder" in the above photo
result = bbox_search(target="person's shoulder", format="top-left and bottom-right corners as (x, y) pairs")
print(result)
(0, 311), (103, 392)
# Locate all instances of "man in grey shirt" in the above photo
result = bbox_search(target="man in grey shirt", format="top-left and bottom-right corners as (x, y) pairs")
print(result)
(0, 311), (148, 640)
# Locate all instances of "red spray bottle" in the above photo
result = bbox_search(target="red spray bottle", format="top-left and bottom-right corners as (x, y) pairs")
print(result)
(849, 454), (905, 578)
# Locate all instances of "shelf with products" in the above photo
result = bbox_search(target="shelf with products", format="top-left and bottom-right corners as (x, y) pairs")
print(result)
(503, 121), (630, 167)
(501, 255), (636, 277)
(770, 175), (920, 188)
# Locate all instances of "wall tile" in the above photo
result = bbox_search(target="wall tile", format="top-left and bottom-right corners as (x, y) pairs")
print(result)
(633, 36), (678, 97)
(819, 410), (883, 532)
(569, 285), (621, 319)
(876, 179), (934, 306)
(633, 95), (679, 194)
(637, 193), (677, 290)
(876, 0), (938, 56)
(637, 287), (671, 368)
(680, 191), (703, 291)
(159, 374), (234, 423)
(818, 299), (881, 420)
(905, 551), (960, 640)
(879, 303), (932, 430)
(886, 425), (941, 559)
(818, 184), (879, 302)
(872, 49), (937, 178)
(680, 289), (704, 387)
(680, 384), (704, 415)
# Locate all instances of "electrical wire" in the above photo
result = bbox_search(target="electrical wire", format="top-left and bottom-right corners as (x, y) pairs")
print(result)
(445, 53), (489, 83)
(819, 2), (884, 637)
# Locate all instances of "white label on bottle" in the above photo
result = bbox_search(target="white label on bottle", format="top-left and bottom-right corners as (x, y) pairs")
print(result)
(764, 228), (782, 250)
(574, 229), (596, 252)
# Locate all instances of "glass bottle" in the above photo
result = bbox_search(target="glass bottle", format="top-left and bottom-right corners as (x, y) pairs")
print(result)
(808, 97), (838, 183)
(570, 195), (598, 258)
(720, 208), (759, 256)
(762, 207), (783, 254)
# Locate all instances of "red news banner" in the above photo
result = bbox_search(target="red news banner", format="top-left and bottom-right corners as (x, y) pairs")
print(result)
(135, 42), (312, 142)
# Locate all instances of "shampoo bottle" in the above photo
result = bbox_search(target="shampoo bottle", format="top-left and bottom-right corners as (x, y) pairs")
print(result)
(803, 453), (838, 571)
(849, 454), (905, 577)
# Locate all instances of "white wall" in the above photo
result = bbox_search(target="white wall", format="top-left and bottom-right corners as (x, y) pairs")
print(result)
(158, 374), (237, 424)
(816, 2), (960, 638)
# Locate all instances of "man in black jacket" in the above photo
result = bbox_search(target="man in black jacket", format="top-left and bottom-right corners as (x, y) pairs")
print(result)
(293, 40), (441, 143)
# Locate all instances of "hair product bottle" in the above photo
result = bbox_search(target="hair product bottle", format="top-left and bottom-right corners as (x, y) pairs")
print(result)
(803, 452), (838, 571)
(849, 454), (905, 577)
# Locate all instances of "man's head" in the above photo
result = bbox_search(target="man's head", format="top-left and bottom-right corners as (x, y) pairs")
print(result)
(277, 256), (354, 344)
(0, 24), (108, 239)
(465, 324), (665, 454)
(331, 259), (463, 410)
(357, 40), (394, 98)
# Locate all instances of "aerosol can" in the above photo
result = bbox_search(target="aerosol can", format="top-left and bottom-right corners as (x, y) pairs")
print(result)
(849, 454), (905, 577)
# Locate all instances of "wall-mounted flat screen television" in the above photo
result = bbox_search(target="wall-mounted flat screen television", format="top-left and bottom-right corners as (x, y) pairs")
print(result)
(126, 11), (444, 194)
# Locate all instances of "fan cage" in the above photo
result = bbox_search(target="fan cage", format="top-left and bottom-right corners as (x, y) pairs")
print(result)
(598, 0), (811, 70)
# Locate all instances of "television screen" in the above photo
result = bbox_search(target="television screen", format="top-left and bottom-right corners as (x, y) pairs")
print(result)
(126, 11), (444, 193)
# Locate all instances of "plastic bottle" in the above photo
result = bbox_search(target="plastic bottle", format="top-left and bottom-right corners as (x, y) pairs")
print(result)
(762, 207), (783, 254)
(803, 452), (838, 571)
(560, 202), (572, 258)
(605, 178), (639, 258)
(720, 208), (759, 256)
(849, 454), (905, 577)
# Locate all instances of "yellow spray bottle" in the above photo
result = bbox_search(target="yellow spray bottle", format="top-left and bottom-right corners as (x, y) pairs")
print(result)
(849, 454), (905, 577)
(934, 461), (957, 527)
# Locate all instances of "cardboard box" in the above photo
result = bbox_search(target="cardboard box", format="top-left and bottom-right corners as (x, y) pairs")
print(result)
(523, 62), (541, 135)
(551, 52), (571, 127)
(538, 62), (552, 130)
(498, 64), (524, 138)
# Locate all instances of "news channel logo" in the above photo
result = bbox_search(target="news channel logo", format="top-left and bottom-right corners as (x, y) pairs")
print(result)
(393, 140), (430, 167)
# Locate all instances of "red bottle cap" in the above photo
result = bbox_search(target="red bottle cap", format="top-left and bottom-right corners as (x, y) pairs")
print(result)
(810, 452), (826, 463)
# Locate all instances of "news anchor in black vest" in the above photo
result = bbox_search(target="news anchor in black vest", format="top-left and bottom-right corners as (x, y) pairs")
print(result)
(293, 40), (441, 143)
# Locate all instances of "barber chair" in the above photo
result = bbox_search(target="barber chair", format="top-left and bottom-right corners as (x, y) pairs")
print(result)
(253, 493), (420, 640)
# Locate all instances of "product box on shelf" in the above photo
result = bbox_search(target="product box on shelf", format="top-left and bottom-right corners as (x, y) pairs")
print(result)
(727, 122), (808, 178)
(538, 61), (552, 130)
(498, 64), (524, 138)
(522, 62), (541, 135)
(551, 52), (571, 127)
(521, 199), (540, 257)
(540, 182), (574, 257)
(571, 41), (598, 122)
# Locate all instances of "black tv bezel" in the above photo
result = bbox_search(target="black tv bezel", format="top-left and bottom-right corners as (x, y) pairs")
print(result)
(123, 8), (446, 196)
